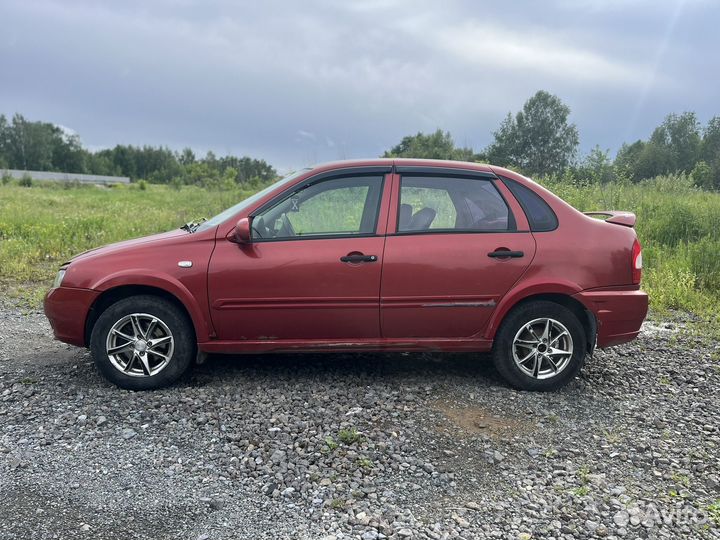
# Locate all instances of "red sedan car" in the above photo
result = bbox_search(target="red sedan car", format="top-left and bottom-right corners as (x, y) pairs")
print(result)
(44, 159), (648, 391)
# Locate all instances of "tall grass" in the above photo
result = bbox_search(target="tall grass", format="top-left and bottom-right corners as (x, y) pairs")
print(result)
(540, 173), (720, 317)
(1, 174), (719, 319)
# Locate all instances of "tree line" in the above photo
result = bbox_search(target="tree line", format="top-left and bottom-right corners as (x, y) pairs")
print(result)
(0, 114), (277, 188)
(3, 90), (719, 190)
(384, 90), (720, 190)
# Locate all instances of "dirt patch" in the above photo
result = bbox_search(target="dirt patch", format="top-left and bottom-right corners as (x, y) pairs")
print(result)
(432, 399), (529, 438)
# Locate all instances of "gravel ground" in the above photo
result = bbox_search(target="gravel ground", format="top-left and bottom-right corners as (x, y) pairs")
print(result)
(1, 304), (719, 540)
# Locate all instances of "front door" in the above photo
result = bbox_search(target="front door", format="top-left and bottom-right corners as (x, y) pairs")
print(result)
(208, 172), (388, 341)
(381, 173), (536, 338)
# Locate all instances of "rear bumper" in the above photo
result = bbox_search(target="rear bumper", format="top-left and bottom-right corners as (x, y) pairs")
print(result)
(44, 287), (100, 347)
(572, 288), (648, 348)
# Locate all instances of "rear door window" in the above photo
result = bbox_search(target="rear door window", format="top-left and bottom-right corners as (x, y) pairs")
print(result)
(398, 176), (513, 232)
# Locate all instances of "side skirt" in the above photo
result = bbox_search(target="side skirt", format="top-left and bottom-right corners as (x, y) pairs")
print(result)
(198, 337), (493, 354)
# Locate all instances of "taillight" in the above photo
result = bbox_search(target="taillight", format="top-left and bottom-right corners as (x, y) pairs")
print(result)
(631, 239), (642, 284)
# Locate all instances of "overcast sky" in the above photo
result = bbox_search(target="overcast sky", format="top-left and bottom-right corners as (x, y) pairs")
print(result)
(1, 0), (718, 172)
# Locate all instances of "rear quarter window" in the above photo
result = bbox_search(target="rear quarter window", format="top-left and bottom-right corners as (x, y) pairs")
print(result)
(502, 178), (558, 232)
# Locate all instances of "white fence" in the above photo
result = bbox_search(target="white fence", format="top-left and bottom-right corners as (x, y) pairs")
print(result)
(1, 169), (130, 185)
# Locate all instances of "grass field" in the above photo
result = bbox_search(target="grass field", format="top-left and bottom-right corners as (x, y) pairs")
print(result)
(1, 175), (719, 328)
(0, 182), (257, 304)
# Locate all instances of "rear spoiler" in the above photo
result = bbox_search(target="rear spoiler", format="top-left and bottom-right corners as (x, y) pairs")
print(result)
(583, 211), (636, 228)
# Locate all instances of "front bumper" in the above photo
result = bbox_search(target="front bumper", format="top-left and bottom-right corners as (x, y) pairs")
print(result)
(44, 287), (100, 347)
(572, 288), (649, 348)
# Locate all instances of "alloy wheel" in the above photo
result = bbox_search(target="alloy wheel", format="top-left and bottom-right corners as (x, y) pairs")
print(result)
(512, 317), (574, 380)
(105, 313), (174, 377)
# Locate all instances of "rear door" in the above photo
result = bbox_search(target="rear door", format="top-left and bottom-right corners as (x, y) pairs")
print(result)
(380, 169), (535, 338)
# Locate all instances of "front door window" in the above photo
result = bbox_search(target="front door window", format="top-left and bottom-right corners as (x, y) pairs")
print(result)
(251, 175), (384, 240)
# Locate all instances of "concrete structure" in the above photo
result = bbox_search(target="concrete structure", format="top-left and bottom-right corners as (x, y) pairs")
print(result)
(1, 169), (130, 185)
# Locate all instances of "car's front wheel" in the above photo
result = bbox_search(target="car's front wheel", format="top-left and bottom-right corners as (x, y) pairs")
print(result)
(492, 301), (586, 391)
(90, 295), (195, 390)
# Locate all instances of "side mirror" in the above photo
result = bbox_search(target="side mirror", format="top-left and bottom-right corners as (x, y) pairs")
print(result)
(232, 217), (252, 244)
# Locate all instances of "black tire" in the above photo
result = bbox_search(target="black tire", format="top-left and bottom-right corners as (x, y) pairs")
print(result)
(90, 295), (195, 390)
(492, 301), (586, 391)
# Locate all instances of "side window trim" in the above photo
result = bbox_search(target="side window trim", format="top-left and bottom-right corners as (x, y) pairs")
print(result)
(250, 166), (392, 218)
(394, 174), (517, 235)
(250, 174), (386, 242)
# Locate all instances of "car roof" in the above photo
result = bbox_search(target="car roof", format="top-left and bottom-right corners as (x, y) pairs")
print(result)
(308, 158), (496, 175)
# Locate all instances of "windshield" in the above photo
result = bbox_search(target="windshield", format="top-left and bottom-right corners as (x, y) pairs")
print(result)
(194, 168), (311, 233)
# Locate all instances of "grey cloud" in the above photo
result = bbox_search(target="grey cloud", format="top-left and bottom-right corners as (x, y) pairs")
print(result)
(0, 0), (718, 171)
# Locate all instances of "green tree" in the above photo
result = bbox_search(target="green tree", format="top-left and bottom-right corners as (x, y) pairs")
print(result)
(486, 91), (579, 176)
(86, 153), (119, 176)
(577, 146), (615, 184)
(616, 112), (703, 182)
(0, 115), (9, 168)
(51, 132), (87, 173)
(178, 147), (196, 166)
(702, 116), (720, 161)
(383, 129), (478, 161)
(6, 114), (56, 170)
(691, 161), (714, 190)
(701, 116), (720, 189)
(614, 140), (646, 181)
(217, 155), (277, 184)
(649, 112), (701, 173)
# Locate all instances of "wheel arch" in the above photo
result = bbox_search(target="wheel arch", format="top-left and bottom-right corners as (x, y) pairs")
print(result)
(84, 282), (208, 347)
(487, 289), (597, 354)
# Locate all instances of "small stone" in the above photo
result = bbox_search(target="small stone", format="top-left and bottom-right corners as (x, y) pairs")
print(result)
(613, 510), (629, 527)
(397, 529), (413, 538)
(77, 414), (87, 425)
(453, 515), (470, 528)
(361, 531), (378, 540)
(122, 428), (137, 440)
(96, 416), (108, 427)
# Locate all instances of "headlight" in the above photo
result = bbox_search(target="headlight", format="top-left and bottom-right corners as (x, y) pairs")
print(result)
(53, 269), (67, 288)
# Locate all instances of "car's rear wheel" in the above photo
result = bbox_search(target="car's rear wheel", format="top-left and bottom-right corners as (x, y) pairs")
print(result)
(492, 301), (586, 391)
(90, 295), (195, 390)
